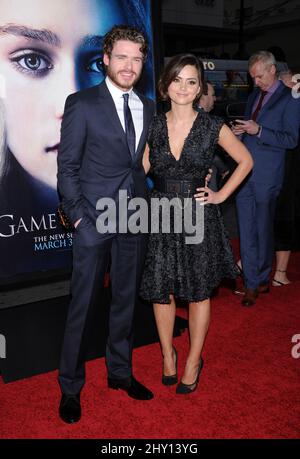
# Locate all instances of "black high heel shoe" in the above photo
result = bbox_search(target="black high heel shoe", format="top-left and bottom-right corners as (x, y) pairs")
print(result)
(176, 357), (204, 395)
(162, 347), (178, 386)
(272, 270), (291, 287)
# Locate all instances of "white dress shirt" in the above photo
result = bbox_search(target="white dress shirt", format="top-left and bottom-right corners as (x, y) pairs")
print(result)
(105, 76), (143, 152)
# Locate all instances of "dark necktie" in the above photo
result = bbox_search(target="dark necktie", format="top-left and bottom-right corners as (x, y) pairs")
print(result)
(123, 93), (136, 157)
(251, 90), (267, 121)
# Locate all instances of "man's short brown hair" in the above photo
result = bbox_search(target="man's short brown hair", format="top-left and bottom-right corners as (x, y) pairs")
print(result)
(103, 25), (148, 62)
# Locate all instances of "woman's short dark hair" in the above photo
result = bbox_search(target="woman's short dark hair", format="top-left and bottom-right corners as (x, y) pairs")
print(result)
(158, 54), (204, 103)
(103, 25), (148, 61)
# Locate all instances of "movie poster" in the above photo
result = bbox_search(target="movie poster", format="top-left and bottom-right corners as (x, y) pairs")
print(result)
(0, 0), (154, 281)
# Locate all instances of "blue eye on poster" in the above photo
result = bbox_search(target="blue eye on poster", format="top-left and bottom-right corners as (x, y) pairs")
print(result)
(0, 0), (154, 282)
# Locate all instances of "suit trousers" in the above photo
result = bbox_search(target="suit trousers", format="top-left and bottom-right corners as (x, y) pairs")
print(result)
(236, 179), (281, 290)
(58, 227), (147, 395)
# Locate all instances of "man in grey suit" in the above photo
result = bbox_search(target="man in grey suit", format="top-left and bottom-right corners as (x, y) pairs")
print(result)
(57, 25), (155, 424)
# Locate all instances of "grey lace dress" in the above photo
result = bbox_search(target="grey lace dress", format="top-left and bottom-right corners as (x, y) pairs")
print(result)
(140, 111), (238, 304)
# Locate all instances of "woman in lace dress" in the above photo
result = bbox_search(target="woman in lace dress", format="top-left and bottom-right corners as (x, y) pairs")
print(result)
(140, 54), (253, 394)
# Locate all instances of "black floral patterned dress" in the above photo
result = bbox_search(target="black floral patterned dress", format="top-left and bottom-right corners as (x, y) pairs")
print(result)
(140, 112), (238, 304)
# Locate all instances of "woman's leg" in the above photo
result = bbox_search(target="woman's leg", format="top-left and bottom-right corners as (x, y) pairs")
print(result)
(181, 298), (210, 384)
(273, 250), (291, 285)
(153, 295), (177, 376)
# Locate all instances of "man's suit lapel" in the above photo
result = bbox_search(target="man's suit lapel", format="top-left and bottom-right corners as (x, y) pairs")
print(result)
(256, 82), (285, 121)
(98, 82), (132, 160)
(246, 89), (259, 119)
(135, 94), (150, 161)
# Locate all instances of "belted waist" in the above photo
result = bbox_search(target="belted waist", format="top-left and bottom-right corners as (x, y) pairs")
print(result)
(153, 177), (205, 196)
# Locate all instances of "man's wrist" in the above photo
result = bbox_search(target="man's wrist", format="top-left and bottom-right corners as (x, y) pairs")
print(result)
(255, 125), (262, 136)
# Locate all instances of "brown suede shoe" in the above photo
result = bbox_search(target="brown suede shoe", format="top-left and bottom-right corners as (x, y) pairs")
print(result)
(241, 288), (258, 306)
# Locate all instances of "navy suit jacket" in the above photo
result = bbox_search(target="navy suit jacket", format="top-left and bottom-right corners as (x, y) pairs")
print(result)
(57, 81), (155, 238)
(242, 81), (299, 185)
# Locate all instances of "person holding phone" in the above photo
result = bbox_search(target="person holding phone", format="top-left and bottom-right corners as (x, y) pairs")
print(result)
(231, 51), (299, 306)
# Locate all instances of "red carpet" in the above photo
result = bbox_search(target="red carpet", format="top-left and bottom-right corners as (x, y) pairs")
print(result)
(1, 252), (300, 439)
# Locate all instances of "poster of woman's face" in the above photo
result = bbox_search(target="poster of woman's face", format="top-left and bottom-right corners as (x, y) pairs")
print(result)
(0, 0), (154, 280)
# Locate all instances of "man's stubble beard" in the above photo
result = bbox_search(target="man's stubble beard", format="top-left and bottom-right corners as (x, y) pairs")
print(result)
(106, 67), (141, 91)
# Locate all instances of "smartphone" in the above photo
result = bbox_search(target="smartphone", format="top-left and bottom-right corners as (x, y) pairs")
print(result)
(231, 120), (243, 126)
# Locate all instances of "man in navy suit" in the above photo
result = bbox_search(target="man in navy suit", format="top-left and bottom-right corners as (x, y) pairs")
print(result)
(232, 51), (299, 306)
(57, 25), (155, 423)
